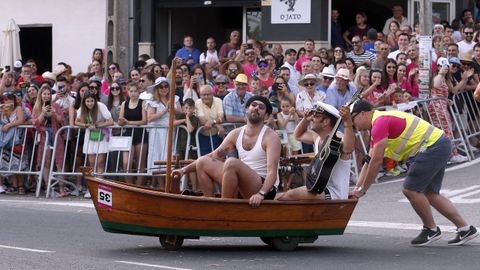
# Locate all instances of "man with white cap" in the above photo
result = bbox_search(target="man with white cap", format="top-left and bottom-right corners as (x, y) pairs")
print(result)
(276, 102), (355, 201)
(295, 74), (326, 117)
(325, 68), (357, 109)
(317, 66), (335, 93)
(223, 73), (253, 123)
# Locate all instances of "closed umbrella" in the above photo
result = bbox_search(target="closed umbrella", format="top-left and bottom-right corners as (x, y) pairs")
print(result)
(1, 19), (22, 69)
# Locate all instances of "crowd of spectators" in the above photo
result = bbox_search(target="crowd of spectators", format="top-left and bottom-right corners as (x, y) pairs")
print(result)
(1, 6), (480, 197)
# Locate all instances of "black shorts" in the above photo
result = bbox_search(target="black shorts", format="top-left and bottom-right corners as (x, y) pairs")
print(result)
(260, 177), (277, 200)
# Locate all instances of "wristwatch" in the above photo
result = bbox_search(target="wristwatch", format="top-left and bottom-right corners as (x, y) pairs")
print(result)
(258, 190), (266, 197)
(357, 186), (366, 195)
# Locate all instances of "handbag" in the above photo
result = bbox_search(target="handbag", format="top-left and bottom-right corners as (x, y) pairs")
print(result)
(87, 112), (103, 141)
(89, 129), (103, 141)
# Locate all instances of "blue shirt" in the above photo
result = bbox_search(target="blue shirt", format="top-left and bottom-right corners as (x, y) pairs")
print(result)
(175, 47), (201, 68)
(222, 91), (253, 119)
(325, 81), (357, 109)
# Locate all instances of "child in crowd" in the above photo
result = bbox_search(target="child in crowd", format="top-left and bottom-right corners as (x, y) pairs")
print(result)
(276, 97), (302, 188)
(175, 98), (199, 191)
(250, 76), (261, 95)
(259, 86), (269, 98)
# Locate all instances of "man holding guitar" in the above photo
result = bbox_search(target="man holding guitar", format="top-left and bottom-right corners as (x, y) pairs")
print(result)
(350, 100), (478, 246)
(276, 102), (355, 201)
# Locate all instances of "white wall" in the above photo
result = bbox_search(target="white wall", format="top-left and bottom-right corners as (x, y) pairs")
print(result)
(0, 0), (106, 73)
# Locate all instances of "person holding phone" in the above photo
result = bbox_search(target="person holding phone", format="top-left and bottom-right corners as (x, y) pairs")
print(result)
(32, 85), (66, 196)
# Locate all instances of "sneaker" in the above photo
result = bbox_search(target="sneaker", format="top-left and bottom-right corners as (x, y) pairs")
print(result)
(0, 185), (6, 194)
(411, 226), (442, 246)
(395, 165), (407, 173)
(84, 190), (91, 199)
(70, 185), (83, 197)
(449, 154), (468, 164)
(448, 226), (479, 246)
(385, 169), (401, 177)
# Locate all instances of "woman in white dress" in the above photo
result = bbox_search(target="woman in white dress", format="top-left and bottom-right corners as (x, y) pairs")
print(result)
(146, 77), (181, 188)
(75, 91), (113, 174)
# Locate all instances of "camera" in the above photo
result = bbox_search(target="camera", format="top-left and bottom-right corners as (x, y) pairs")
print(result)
(247, 44), (253, 50)
(19, 82), (30, 88)
(272, 83), (280, 92)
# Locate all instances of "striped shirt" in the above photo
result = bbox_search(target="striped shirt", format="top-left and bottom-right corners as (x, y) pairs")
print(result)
(346, 50), (376, 66)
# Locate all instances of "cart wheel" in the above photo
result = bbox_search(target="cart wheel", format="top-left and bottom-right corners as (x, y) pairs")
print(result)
(270, 236), (300, 251)
(260, 237), (273, 246)
(159, 235), (184, 251)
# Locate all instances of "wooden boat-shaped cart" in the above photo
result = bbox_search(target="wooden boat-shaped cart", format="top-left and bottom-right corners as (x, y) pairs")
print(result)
(84, 172), (358, 251)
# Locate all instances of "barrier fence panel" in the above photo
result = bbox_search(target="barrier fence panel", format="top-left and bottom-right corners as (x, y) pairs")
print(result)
(378, 96), (472, 161)
(451, 91), (480, 159)
(0, 125), (49, 197)
(47, 125), (189, 198)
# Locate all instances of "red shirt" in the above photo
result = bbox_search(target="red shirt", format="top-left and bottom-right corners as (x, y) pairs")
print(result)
(371, 115), (407, 147)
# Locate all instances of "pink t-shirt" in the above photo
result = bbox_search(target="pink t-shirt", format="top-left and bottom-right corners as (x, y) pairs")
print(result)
(242, 63), (257, 82)
(370, 115), (407, 147)
(295, 55), (313, 72)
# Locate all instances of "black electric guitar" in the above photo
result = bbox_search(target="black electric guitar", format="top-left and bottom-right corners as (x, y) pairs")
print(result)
(306, 89), (363, 194)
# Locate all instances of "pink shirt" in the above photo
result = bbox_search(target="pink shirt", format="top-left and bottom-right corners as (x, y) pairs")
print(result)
(242, 63), (257, 82)
(295, 55), (313, 72)
(371, 115), (407, 147)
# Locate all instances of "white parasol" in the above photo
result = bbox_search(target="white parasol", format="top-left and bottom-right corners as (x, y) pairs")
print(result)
(1, 19), (22, 69)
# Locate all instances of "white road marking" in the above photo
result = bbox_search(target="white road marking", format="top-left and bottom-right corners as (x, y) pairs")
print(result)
(116, 261), (192, 270)
(0, 244), (55, 253)
(0, 199), (94, 208)
(348, 220), (458, 233)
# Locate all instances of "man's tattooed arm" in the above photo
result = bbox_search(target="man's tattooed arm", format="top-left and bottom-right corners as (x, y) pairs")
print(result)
(212, 146), (239, 161)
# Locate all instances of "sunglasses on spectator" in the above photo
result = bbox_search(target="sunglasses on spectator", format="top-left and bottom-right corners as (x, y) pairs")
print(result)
(461, 62), (472, 66)
(352, 41), (360, 44)
(258, 63), (268, 68)
(464, 32), (474, 35)
(12, 92), (22, 97)
(139, 79), (145, 83)
(323, 77), (334, 81)
(228, 69), (238, 72)
(303, 82), (316, 87)
(157, 84), (169, 89)
(215, 82), (227, 86)
(89, 86), (99, 90)
(108, 66), (117, 70)
(250, 101), (266, 110)
(110, 86), (120, 91)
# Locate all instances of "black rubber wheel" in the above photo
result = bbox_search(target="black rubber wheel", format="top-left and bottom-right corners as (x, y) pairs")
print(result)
(260, 237), (273, 246)
(270, 236), (300, 251)
(159, 235), (184, 251)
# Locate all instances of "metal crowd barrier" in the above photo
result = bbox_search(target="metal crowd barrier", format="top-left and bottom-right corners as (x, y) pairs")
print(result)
(451, 91), (480, 159)
(195, 123), (244, 157)
(378, 96), (472, 161)
(0, 125), (49, 197)
(47, 124), (190, 198)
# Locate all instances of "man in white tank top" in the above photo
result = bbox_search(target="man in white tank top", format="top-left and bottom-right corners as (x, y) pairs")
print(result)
(276, 102), (355, 201)
(174, 96), (281, 207)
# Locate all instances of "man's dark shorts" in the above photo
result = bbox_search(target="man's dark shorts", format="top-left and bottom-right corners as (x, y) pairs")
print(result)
(404, 135), (451, 193)
(260, 176), (277, 200)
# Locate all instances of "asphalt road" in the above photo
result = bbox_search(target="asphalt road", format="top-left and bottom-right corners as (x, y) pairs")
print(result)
(1, 160), (479, 270)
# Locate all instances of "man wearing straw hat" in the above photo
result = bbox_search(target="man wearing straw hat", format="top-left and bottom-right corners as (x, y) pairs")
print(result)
(174, 96), (281, 208)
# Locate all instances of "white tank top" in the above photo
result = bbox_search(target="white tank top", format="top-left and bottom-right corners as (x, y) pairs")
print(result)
(236, 125), (269, 179)
(314, 136), (351, 200)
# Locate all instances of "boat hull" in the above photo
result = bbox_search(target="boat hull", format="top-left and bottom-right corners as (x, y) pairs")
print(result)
(86, 176), (357, 238)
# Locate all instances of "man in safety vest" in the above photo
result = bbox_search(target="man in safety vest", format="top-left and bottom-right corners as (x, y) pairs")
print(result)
(350, 100), (478, 247)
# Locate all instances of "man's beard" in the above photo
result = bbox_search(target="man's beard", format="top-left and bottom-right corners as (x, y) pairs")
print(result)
(4, 81), (12, 87)
(246, 111), (263, 124)
(175, 77), (182, 84)
(228, 73), (236, 79)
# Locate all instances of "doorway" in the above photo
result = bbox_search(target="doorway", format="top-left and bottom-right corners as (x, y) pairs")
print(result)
(19, 26), (52, 74)
(170, 7), (243, 53)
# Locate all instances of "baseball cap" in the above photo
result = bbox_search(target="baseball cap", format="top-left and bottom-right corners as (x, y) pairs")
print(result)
(351, 100), (373, 114)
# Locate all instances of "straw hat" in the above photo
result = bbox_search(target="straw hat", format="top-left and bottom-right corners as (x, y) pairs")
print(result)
(42, 71), (56, 81)
(320, 66), (335, 78)
(460, 53), (473, 63)
(145, 58), (157, 67)
(298, 74), (321, 86)
(53, 65), (67, 76)
(335, 68), (350, 81)
(234, 73), (248, 84)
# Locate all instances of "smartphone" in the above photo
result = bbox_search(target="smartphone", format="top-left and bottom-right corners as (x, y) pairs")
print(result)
(247, 44), (253, 50)
(45, 101), (51, 107)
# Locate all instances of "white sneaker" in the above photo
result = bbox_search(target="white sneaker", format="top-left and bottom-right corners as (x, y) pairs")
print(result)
(450, 154), (468, 164)
(0, 185), (6, 194)
(84, 190), (91, 199)
(395, 165), (407, 173)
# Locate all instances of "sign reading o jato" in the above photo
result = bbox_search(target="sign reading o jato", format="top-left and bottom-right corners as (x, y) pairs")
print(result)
(271, 0), (311, 24)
